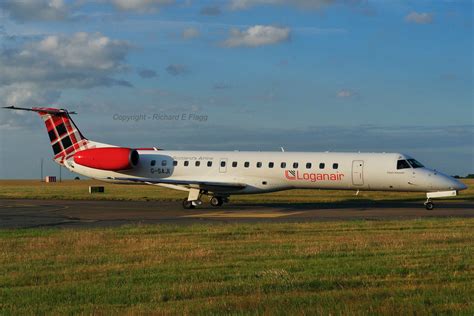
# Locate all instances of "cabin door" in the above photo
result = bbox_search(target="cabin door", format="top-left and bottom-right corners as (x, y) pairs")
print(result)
(352, 160), (364, 186)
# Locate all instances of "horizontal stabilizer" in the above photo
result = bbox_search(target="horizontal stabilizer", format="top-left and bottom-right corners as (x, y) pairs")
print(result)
(3, 106), (77, 115)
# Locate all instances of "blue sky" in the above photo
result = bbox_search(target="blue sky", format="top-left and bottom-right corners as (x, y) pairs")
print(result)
(0, 0), (472, 178)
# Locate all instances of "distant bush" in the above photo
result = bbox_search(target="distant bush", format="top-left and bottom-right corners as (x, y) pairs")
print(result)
(454, 174), (474, 179)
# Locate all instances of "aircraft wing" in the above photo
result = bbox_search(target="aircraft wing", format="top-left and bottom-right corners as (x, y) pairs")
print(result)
(112, 177), (247, 191)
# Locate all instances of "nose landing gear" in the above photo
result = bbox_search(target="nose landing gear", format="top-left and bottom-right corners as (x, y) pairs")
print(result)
(424, 199), (434, 210)
(423, 190), (457, 211)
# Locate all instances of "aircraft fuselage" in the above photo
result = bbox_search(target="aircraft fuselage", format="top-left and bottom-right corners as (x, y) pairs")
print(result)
(67, 150), (465, 195)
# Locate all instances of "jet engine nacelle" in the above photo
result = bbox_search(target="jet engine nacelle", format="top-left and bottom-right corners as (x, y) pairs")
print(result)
(73, 147), (139, 171)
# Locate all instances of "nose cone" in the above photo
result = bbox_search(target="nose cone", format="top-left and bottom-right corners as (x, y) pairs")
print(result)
(453, 179), (468, 191)
(444, 176), (468, 191)
(431, 172), (468, 191)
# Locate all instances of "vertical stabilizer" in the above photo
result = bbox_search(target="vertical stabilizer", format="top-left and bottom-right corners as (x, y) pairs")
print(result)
(3, 106), (110, 165)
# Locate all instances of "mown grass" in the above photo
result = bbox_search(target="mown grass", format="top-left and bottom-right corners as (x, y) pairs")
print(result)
(0, 219), (473, 314)
(0, 179), (473, 203)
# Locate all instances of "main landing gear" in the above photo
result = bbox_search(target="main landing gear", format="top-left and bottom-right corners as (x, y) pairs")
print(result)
(210, 196), (224, 207)
(182, 199), (197, 209)
(181, 188), (228, 209)
(182, 196), (227, 209)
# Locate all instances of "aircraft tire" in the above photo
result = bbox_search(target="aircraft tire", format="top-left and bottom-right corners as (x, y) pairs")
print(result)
(182, 199), (195, 209)
(210, 197), (223, 207)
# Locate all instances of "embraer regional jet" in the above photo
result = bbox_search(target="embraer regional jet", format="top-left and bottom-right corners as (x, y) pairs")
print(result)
(4, 106), (467, 210)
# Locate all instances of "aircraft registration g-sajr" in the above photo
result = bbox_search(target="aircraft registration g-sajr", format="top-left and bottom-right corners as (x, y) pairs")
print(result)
(4, 106), (467, 210)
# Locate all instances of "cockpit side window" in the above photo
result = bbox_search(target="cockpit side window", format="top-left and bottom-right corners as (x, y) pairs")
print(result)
(407, 159), (424, 168)
(397, 160), (411, 169)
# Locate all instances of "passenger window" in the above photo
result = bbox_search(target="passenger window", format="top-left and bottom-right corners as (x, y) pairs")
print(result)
(162, 160), (167, 166)
(319, 163), (325, 169)
(244, 162), (250, 168)
(257, 162), (262, 168)
(207, 161), (212, 167)
(184, 161), (189, 167)
(333, 163), (338, 170)
(173, 160), (178, 166)
(306, 163), (312, 169)
(195, 161), (200, 167)
(151, 160), (156, 166)
(232, 161), (238, 167)
(293, 162), (299, 168)
(221, 161), (226, 167)
(397, 160), (411, 169)
(281, 162), (286, 168)
(269, 162), (274, 168)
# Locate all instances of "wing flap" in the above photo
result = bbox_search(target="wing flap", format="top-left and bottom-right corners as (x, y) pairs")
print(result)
(112, 177), (246, 191)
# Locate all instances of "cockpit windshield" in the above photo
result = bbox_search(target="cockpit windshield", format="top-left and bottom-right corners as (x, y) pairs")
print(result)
(407, 159), (424, 168)
(397, 160), (411, 169)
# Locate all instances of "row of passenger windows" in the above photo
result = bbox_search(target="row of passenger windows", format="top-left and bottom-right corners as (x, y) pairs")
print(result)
(151, 160), (339, 170)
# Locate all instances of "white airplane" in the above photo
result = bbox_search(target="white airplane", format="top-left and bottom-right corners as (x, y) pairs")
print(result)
(4, 106), (467, 210)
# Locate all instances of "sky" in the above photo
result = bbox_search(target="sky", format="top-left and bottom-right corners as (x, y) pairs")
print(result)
(0, 0), (472, 179)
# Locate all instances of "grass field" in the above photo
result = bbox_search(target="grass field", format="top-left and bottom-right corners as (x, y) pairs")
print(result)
(0, 179), (473, 203)
(0, 219), (473, 314)
(1, 181), (472, 314)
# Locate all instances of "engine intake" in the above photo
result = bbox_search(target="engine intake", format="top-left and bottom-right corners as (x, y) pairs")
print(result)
(73, 147), (139, 171)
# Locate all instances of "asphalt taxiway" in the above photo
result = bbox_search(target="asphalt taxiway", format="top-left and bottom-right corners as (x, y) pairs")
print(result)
(0, 199), (473, 228)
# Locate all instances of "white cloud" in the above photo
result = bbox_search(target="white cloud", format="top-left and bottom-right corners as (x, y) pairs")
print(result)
(109, 0), (175, 12)
(0, 0), (70, 21)
(36, 32), (130, 70)
(0, 0), (178, 20)
(230, 0), (334, 10)
(0, 83), (62, 130)
(229, 0), (375, 15)
(0, 32), (134, 131)
(182, 27), (200, 39)
(0, 32), (132, 89)
(336, 89), (359, 99)
(222, 25), (290, 48)
(1, 83), (61, 108)
(405, 12), (434, 24)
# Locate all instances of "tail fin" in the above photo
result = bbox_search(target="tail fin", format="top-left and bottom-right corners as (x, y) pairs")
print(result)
(4, 106), (96, 164)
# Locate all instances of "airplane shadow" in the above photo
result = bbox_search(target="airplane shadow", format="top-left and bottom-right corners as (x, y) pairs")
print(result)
(230, 199), (474, 211)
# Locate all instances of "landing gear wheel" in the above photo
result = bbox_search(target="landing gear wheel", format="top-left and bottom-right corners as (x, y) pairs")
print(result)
(210, 197), (224, 207)
(182, 199), (195, 209)
(425, 201), (434, 211)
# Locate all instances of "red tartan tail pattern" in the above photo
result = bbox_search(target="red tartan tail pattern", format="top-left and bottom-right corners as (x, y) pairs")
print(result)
(34, 107), (89, 163)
